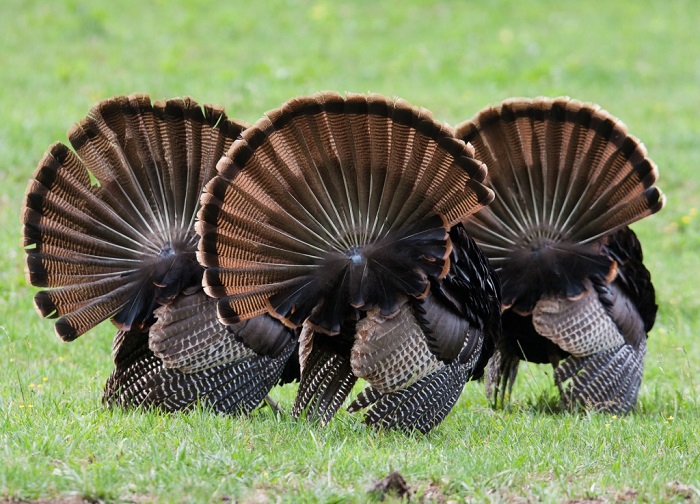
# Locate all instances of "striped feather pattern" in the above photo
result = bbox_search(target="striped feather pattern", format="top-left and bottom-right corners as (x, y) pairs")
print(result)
(457, 97), (664, 265)
(23, 94), (303, 417)
(196, 92), (501, 432)
(532, 280), (625, 358)
(148, 291), (257, 373)
(22, 94), (246, 340)
(347, 362), (470, 434)
(554, 337), (646, 414)
(351, 300), (444, 393)
(292, 346), (357, 424)
(148, 290), (295, 373)
(291, 320), (358, 424)
(198, 92), (493, 334)
(104, 327), (296, 414)
(292, 223), (500, 430)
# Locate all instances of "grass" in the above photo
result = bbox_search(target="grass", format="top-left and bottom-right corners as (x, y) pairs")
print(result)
(1, 0), (699, 502)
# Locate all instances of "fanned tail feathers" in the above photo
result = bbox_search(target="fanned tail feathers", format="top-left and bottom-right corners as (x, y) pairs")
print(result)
(22, 94), (246, 340)
(24, 91), (522, 431)
(456, 96), (664, 309)
(196, 92), (500, 432)
(457, 97), (664, 245)
(198, 91), (493, 335)
(23, 94), (304, 417)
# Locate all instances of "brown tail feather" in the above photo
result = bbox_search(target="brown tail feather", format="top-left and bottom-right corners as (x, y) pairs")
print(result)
(198, 92), (493, 335)
(22, 94), (246, 340)
(197, 92), (500, 432)
(457, 97), (665, 251)
(25, 93), (304, 417)
(457, 97), (664, 309)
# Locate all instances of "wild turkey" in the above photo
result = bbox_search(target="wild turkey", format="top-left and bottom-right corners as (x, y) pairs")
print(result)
(455, 97), (665, 414)
(21, 94), (298, 413)
(197, 91), (502, 433)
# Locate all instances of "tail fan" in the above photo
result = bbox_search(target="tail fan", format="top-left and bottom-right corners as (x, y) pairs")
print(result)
(197, 92), (498, 431)
(22, 94), (246, 340)
(456, 97), (664, 311)
(198, 91), (493, 339)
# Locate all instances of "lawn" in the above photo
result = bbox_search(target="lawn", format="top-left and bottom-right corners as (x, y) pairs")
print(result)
(1, 0), (699, 502)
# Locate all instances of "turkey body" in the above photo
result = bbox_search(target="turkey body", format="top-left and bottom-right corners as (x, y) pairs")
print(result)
(456, 97), (664, 414)
(21, 94), (298, 413)
(197, 92), (502, 432)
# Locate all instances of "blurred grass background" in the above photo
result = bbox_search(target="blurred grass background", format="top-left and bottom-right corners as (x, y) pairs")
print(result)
(1, 0), (699, 502)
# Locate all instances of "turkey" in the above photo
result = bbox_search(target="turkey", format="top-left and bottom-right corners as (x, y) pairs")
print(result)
(197, 91), (502, 433)
(21, 94), (298, 414)
(455, 97), (664, 414)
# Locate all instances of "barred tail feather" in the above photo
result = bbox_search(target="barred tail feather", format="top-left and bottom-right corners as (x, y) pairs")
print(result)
(555, 339), (645, 414)
(347, 364), (469, 434)
(198, 92), (493, 335)
(457, 97), (661, 414)
(104, 329), (296, 414)
(22, 94), (246, 339)
(292, 342), (357, 424)
(457, 96), (665, 270)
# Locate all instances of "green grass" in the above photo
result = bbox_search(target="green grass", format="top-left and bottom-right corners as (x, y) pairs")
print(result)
(2, 0), (699, 502)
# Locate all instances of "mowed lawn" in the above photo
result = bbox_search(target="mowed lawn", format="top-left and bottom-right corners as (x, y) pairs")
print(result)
(1, 1), (699, 502)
